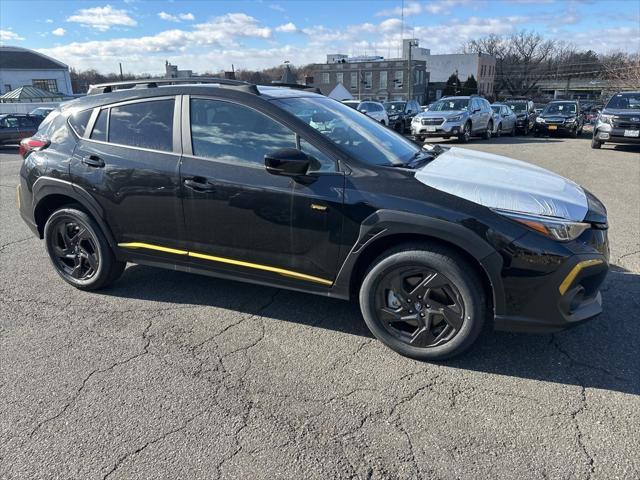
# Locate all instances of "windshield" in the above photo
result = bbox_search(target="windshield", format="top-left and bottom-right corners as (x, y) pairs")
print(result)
(544, 103), (577, 115)
(274, 97), (420, 166)
(606, 93), (640, 110)
(384, 102), (406, 112)
(429, 99), (469, 112)
(507, 103), (527, 113)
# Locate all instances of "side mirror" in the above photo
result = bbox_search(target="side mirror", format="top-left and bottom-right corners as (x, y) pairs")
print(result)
(265, 148), (311, 177)
(473, 108), (480, 113)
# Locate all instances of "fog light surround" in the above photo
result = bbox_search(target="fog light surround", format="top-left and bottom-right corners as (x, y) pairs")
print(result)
(599, 132), (610, 140)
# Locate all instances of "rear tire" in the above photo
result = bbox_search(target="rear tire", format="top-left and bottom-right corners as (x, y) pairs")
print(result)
(44, 207), (125, 291)
(496, 123), (502, 137)
(359, 243), (486, 360)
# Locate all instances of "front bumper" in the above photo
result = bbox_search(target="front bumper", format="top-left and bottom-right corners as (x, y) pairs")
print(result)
(535, 122), (576, 134)
(494, 228), (609, 333)
(411, 120), (463, 138)
(594, 124), (640, 144)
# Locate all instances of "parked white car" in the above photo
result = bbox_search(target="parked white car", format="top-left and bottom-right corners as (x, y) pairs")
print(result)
(342, 100), (389, 126)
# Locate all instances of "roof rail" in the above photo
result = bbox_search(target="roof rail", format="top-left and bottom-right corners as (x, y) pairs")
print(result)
(87, 77), (259, 96)
(266, 82), (322, 93)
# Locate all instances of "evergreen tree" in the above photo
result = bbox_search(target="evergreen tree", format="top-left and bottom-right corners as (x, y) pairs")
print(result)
(462, 75), (478, 95)
(442, 73), (461, 96)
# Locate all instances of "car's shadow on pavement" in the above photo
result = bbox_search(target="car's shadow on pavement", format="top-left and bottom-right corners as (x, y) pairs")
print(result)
(101, 263), (640, 396)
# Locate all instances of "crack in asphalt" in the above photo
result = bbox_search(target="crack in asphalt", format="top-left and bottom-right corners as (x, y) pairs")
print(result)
(28, 319), (153, 439)
(101, 409), (207, 480)
(617, 249), (640, 263)
(0, 236), (33, 253)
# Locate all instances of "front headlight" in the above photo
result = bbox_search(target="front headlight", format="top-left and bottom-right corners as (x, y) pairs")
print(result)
(447, 115), (463, 122)
(565, 117), (576, 124)
(412, 117), (421, 123)
(535, 117), (545, 123)
(599, 114), (614, 125)
(389, 114), (399, 120)
(494, 209), (589, 241)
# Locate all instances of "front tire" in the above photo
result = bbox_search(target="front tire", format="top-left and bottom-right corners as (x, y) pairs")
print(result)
(44, 207), (125, 290)
(591, 135), (602, 149)
(482, 121), (493, 140)
(359, 244), (486, 360)
(458, 122), (471, 143)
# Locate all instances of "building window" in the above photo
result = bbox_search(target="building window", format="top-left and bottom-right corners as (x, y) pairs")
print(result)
(32, 79), (58, 93)
(364, 71), (372, 89)
(394, 70), (403, 89)
(350, 72), (358, 89)
(321, 72), (330, 84)
(336, 72), (344, 85)
(379, 71), (387, 89)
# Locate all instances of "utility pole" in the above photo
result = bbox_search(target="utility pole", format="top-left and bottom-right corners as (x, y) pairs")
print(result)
(407, 40), (412, 101)
(119, 62), (124, 81)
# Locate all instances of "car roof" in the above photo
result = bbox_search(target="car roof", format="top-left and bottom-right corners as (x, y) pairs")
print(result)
(61, 83), (325, 113)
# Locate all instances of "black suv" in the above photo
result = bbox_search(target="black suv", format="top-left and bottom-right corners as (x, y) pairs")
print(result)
(592, 91), (640, 149)
(383, 99), (421, 132)
(535, 100), (584, 138)
(503, 99), (537, 134)
(18, 78), (610, 360)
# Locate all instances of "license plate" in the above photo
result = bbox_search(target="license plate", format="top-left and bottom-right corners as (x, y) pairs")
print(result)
(548, 125), (557, 130)
(624, 129), (639, 137)
(426, 126), (436, 132)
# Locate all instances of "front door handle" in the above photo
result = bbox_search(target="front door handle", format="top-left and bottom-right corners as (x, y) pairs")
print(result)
(82, 155), (104, 168)
(184, 177), (215, 193)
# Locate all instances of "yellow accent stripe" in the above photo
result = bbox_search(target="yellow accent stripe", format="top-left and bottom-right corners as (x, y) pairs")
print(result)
(118, 242), (333, 286)
(559, 259), (604, 295)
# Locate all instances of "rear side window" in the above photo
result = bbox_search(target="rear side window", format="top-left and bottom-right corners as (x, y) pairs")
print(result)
(91, 109), (108, 142)
(108, 100), (174, 151)
(68, 109), (93, 137)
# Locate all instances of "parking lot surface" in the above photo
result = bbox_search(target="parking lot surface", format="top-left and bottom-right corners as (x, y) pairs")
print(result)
(1, 135), (638, 479)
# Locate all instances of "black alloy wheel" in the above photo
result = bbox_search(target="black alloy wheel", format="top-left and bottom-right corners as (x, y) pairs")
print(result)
(360, 244), (485, 360)
(496, 123), (502, 137)
(49, 217), (100, 281)
(44, 207), (126, 290)
(374, 266), (465, 348)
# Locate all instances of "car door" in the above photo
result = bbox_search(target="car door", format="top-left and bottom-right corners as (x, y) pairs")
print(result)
(180, 95), (344, 287)
(470, 99), (483, 132)
(502, 106), (514, 130)
(71, 96), (185, 251)
(0, 115), (20, 144)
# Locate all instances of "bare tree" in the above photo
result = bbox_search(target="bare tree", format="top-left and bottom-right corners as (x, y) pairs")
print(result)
(600, 52), (640, 92)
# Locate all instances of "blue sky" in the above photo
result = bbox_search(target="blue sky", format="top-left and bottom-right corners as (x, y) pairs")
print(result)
(1, 0), (638, 74)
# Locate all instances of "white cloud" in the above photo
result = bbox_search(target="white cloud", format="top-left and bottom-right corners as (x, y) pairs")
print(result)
(275, 22), (297, 33)
(45, 19), (54, 24)
(67, 5), (137, 32)
(269, 4), (285, 12)
(158, 11), (195, 22)
(0, 30), (25, 42)
(52, 28), (66, 37)
(376, 0), (473, 17)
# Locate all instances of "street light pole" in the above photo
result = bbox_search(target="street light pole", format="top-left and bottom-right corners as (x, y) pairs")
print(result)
(407, 40), (412, 102)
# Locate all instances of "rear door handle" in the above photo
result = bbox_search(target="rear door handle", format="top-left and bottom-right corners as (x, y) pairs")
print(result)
(184, 177), (215, 193)
(82, 155), (104, 168)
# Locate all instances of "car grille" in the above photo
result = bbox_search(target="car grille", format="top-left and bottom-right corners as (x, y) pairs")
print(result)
(613, 116), (640, 129)
(422, 118), (444, 125)
(545, 119), (565, 125)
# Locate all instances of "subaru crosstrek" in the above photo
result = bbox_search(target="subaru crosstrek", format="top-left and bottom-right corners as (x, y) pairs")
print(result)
(411, 96), (493, 143)
(18, 78), (610, 360)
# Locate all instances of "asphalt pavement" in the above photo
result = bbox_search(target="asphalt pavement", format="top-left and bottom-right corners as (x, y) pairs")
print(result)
(1, 134), (638, 479)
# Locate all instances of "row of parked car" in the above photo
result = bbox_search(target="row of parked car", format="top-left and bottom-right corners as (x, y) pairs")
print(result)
(342, 93), (640, 149)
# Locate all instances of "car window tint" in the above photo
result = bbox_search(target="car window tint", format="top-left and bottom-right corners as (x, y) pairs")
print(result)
(68, 109), (93, 137)
(90, 109), (108, 142)
(190, 98), (296, 166)
(109, 100), (174, 151)
(18, 117), (34, 128)
(1, 117), (19, 128)
(299, 138), (336, 173)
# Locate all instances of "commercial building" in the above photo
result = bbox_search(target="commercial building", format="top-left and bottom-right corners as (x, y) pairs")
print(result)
(402, 40), (496, 101)
(310, 54), (429, 104)
(0, 46), (73, 96)
(164, 61), (193, 79)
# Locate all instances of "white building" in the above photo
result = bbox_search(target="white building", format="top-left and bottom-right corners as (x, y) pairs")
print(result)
(0, 46), (73, 96)
(403, 40), (496, 97)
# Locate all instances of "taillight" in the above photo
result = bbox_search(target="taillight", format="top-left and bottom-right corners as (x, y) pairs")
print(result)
(19, 137), (49, 159)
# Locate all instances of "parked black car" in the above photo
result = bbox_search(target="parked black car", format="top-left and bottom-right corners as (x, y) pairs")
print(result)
(534, 100), (584, 137)
(592, 91), (640, 149)
(383, 99), (421, 132)
(0, 114), (40, 145)
(18, 78), (610, 360)
(504, 98), (537, 134)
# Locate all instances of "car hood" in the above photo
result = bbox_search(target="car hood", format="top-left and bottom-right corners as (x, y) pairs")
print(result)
(416, 110), (465, 119)
(414, 147), (588, 221)
(602, 108), (640, 117)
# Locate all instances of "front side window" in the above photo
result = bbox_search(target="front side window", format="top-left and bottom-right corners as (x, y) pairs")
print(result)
(68, 109), (93, 137)
(109, 100), (174, 151)
(190, 98), (334, 173)
(274, 96), (420, 167)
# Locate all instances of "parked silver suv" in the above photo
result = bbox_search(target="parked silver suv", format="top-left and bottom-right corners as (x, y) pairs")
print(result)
(411, 96), (493, 143)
